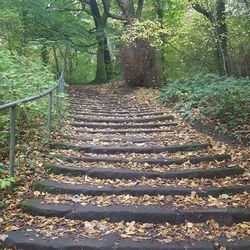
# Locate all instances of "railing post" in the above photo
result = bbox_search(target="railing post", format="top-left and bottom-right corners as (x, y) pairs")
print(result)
(56, 71), (64, 125)
(47, 92), (53, 146)
(56, 85), (60, 124)
(60, 71), (64, 94)
(9, 106), (16, 177)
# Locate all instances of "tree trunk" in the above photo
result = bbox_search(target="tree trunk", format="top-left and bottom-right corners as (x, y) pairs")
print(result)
(104, 37), (113, 81)
(215, 0), (230, 76)
(41, 43), (49, 65)
(94, 39), (107, 83)
(116, 0), (135, 26)
(153, 1), (167, 81)
(21, 7), (28, 46)
(191, 0), (230, 76)
(88, 0), (111, 83)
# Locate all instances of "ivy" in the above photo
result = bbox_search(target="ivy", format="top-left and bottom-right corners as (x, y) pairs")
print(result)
(160, 74), (250, 141)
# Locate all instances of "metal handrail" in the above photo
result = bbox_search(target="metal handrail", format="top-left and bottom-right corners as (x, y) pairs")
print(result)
(0, 71), (64, 177)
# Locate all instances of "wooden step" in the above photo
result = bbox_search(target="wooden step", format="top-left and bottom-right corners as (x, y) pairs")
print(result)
(71, 122), (178, 129)
(74, 128), (174, 134)
(71, 115), (175, 123)
(5, 230), (250, 250)
(63, 135), (162, 143)
(21, 199), (250, 225)
(35, 179), (250, 197)
(73, 111), (166, 117)
(49, 153), (231, 166)
(51, 143), (211, 154)
(73, 108), (164, 114)
(45, 164), (244, 180)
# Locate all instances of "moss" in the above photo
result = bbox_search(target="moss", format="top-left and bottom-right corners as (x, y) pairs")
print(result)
(33, 182), (62, 194)
(186, 144), (211, 151)
(44, 164), (60, 174)
(163, 115), (175, 121)
(47, 153), (74, 163)
(20, 199), (35, 208)
(19, 199), (38, 214)
(51, 143), (72, 150)
(47, 153), (58, 159)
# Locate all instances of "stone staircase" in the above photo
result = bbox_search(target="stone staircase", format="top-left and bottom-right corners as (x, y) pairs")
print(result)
(4, 85), (250, 249)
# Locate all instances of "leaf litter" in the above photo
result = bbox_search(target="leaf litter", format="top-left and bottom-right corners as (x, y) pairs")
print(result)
(1, 82), (250, 246)
(36, 192), (250, 209)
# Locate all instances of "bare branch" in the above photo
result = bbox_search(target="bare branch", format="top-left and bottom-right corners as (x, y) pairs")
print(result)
(190, 1), (213, 22)
(102, 0), (126, 20)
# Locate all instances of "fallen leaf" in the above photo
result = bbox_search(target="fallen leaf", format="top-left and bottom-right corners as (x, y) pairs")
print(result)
(0, 234), (8, 242)
(33, 191), (41, 197)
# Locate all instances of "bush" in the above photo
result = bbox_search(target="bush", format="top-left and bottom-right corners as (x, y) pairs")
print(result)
(160, 74), (250, 138)
(118, 39), (161, 88)
(0, 46), (55, 159)
(0, 46), (54, 105)
(0, 45), (57, 188)
(231, 44), (250, 78)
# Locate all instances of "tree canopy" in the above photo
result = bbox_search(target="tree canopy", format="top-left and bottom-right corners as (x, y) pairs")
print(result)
(0, 0), (249, 83)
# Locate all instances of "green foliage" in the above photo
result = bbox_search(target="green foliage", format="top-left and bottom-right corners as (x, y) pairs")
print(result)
(120, 20), (164, 47)
(0, 163), (15, 190)
(145, 0), (250, 78)
(0, 177), (15, 190)
(160, 74), (250, 137)
(0, 7), (23, 50)
(64, 53), (96, 84)
(0, 45), (55, 159)
(0, 45), (54, 104)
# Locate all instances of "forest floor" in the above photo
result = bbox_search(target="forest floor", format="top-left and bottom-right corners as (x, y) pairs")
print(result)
(0, 82), (250, 249)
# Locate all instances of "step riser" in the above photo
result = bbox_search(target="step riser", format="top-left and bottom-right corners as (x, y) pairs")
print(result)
(6, 231), (250, 250)
(70, 100), (153, 105)
(70, 101), (154, 106)
(35, 181), (250, 197)
(73, 109), (164, 114)
(45, 164), (244, 180)
(75, 129), (174, 134)
(71, 115), (175, 123)
(21, 201), (250, 225)
(73, 112), (166, 117)
(63, 136), (162, 143)
(72, 108), (162, 114)
(50, 154), (231, 166)
(51, 143), (211, 154)
(71, 123), (178, 129)
(71, 105), (159, 110)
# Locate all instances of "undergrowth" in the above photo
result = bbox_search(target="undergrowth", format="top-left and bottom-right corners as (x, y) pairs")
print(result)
(0, 45), (59, 190)
(160, 74), (250, 143)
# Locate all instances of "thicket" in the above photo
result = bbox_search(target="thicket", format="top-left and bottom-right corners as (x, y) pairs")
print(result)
(160, 74), (250, 141)
(0, 45), (56, 189)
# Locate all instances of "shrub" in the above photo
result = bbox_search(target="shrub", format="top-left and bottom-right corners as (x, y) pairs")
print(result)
(231, 44), (250, 77)
(160, 74), (250, 139)
(0, 45), (55, 173)
(118, 39), (161, 88)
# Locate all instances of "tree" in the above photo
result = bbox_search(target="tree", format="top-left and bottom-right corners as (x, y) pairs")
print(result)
(102, 0), (161, 87)
(1, 0), (106, 83)
(80, 0), (113, 83)
(190, 0), (230, 76)
(103, 0), (144, 25)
